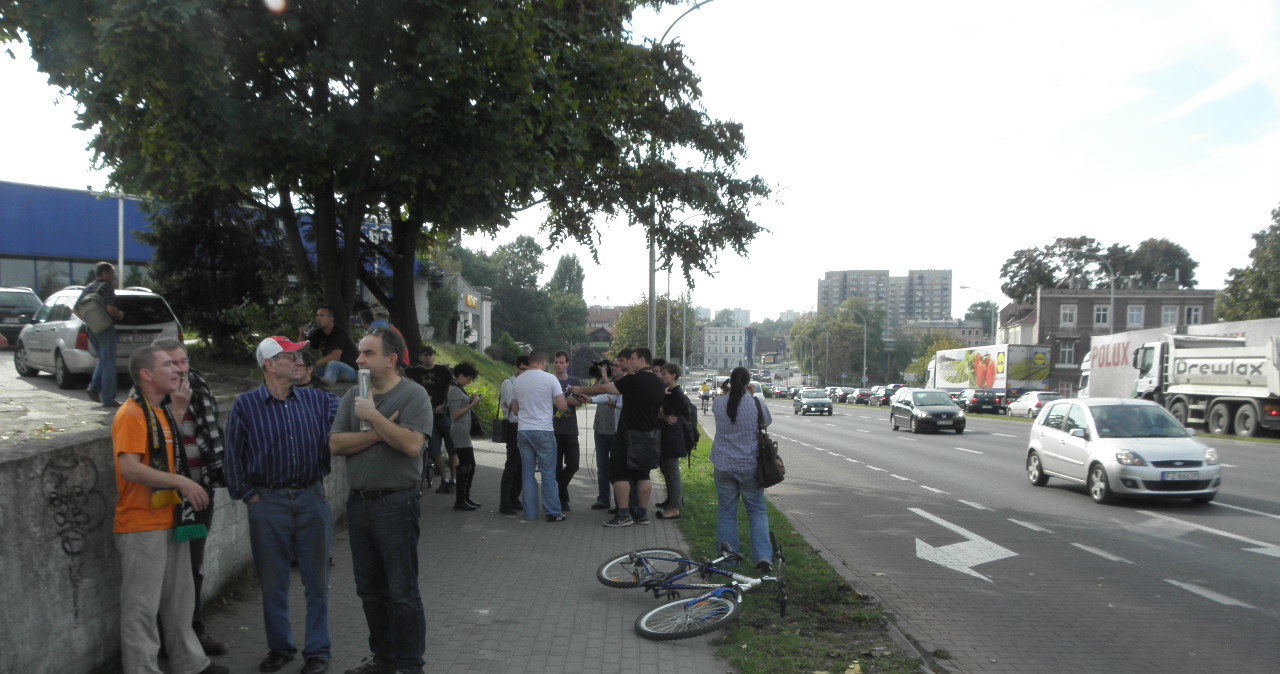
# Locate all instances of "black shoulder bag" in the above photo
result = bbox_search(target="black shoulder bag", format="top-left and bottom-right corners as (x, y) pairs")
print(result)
(753, 397), (785, 488)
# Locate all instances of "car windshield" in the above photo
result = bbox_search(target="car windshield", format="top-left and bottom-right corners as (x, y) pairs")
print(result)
(801, 390), (827, 399)
(0, 291), (41, 312)
(1036, 393), (1061, 402)
(1091, 405), (1187, 438)
(913, 391), (955, 406)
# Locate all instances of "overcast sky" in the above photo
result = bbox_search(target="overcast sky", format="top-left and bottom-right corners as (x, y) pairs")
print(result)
(4, 0), (1278, 322)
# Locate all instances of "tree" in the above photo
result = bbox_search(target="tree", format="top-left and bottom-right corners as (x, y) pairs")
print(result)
(547, 255), (586, 297)
(1218, 207), (1280, 321)
(611, 296), (694, 361)
(710, 309), (737, 327)
(1000, 248), (1059, 304)
(1128, 238), (1198, 288)
(904, 334), (964, 382)
(1001, 236), (1199, 304)
(964, 301), (998, 337)
(5, 0), (769, 357)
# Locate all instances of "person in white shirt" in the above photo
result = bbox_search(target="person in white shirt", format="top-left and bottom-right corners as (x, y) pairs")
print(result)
(512, 350), (569, 521)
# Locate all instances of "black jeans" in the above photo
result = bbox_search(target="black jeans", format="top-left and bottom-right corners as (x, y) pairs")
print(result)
(555, 432), (580, 506)
(189, 487), (214, 633)
(499, 421), (522, 510)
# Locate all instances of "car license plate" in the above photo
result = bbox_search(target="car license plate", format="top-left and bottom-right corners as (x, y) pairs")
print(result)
(935, 419), (952, 425)
(2, 317), (17, 324)
(119, 333), (151, 343)
(1161, 471), (1200, 481)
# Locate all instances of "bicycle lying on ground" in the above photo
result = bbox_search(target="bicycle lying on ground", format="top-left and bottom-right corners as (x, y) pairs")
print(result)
(596, 532), (787, 640)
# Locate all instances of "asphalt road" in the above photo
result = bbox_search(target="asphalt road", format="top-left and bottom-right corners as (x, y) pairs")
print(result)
(745, 397), (1280, 674)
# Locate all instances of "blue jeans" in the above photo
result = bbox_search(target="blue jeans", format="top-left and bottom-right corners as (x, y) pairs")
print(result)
(518, 430), (561, 520)
(426, 414), (454, 459)
(319, 361), (357, 382)
(714, 469), (772, 566)
(347, 488), (425, 673)
(247, 483), (333, 660)
(594, 433), (614, 506)
(87, 325), (118, 403)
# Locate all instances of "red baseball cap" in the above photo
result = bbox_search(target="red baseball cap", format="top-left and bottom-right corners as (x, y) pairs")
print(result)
(256, 336), (309, 367)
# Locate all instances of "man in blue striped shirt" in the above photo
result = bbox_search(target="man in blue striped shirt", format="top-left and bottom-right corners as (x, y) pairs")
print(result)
(225, 337), (340, 674)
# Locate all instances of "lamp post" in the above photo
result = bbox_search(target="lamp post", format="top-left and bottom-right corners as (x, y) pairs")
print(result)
(960, 285), (1000, 343)
(1070, 251), (1116, 335)
(647, 0), (718, 352)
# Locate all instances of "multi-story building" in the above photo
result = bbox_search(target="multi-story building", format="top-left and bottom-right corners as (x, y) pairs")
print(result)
(896, 319), (988, 347)
(700, 326), (753, 370)
(778, 310), (801, 322)
(817, 269), (952, 336)
(586, 305), (622, 331)
(729, 308), (751, 327)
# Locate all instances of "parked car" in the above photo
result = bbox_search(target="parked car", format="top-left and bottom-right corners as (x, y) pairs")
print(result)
(794, 387), (833, 415)
(853, 388), (874, 405)
(835, 387), (858, 403)
(13, 286), (183, 389)
(956, 388), (1006, 414)
(1008, 391), (1062, 418)
(889, 388), (966, 434)
(773, 386), (793, 399)
(1, 286), (42, 343)
(874, 384), (904, 406)
(1025, 398), (1220, 504)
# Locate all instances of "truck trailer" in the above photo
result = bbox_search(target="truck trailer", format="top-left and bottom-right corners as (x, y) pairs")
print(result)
(926, 344), (1053, 400)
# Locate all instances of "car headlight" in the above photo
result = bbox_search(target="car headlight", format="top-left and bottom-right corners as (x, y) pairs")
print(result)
(955, 409), (966, 418)
(1204, 447), (1219, 465)
(914, 408), (928, 418)
(1114, 450), (1147, 466)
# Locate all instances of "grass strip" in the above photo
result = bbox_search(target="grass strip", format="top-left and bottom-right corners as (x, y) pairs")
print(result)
(672, 431), (922, 674)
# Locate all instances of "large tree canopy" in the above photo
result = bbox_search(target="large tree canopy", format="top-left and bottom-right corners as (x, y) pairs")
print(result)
(3, 0), (769, 354)
(1000, 236), (1198, 304)
(1218, 206), (1280, 321)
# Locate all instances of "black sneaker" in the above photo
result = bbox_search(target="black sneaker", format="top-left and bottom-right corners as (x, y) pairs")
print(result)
(755, 560), (773, 575)
(546, 514), (567, 522)
(603, 514), (633, 527)
(344, 656), (396, 674)
(436, 481), (454, 494)
(634, 514), (651, 525)
(590, 502), (609, 510)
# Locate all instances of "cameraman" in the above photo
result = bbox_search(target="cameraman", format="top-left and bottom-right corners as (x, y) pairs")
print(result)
(570, 347), (665, 527)
(585, 356), (624, 511)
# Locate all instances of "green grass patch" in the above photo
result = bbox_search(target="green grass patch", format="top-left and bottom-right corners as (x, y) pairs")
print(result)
(674, 432), (921, 674)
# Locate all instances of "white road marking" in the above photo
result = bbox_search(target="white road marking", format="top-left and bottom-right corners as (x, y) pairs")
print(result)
(1071, 543), (1132, 563)
(826, 423), (837, 427)
(910, 508), (1017, 582)
(1008, 519), (1053, 533)
(1211, 502), (1280, 520)
(895, 437), (917, 442)
(1137, 510), (1280, 557)
(921, 486), (950, 494)
(959, 500), (992, 511)
(993, 433), (1016, 438)
(1164, 580), (1255, 608)
(845, 458), (862, 463)
(891, 474), (915, 482)
(856, 429), (870, 433)
(866, 466), (886, 472)
(1220, 463), (1239, 468)
(952, 447), (983, 454)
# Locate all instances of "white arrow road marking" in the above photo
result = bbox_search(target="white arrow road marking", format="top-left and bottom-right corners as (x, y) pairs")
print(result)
(953, 447), (983, 454)
(1211, 502), (1280, 520)
(910, 508), (1017, 582)
(1009, 519), (1053, 533)
(1138, 510), (1280, 558)
(959, 500), (992, 510)
(1165, 580), (1255, 608)
(921, 486), (950, 494)
(1071, 543), (1132, 563)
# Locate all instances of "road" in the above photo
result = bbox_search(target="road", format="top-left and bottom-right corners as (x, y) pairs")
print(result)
(741, 397), (1280, 674)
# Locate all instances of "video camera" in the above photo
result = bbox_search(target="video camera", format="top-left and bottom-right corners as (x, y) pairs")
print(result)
(588, 359), (613, 380)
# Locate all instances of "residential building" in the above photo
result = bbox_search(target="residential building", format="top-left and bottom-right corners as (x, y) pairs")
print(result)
(817, 269), (952, 337)
(778, 310), (801, 322)
(897, 319), (989, 347)
(586, 305), (622, 331)
(700, 326), (753, 370)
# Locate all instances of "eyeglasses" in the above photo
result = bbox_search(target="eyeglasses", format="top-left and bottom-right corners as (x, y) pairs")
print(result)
(276, 352), (302, 363)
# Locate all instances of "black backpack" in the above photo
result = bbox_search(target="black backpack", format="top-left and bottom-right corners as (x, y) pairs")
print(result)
(682, 397), (700, 459)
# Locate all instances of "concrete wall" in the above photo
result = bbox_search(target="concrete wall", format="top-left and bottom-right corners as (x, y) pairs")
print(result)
(0, 418), (350, 674)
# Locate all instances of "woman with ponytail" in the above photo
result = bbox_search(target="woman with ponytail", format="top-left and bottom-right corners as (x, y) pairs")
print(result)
(710, 367), (774, 573)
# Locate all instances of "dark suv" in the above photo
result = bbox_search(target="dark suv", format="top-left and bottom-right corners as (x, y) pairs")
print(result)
(0, 287), (42, 343)
(957, 389), (1005, 414)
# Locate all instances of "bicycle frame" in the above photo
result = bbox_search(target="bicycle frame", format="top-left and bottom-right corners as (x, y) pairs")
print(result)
(629, 549), (775, 600)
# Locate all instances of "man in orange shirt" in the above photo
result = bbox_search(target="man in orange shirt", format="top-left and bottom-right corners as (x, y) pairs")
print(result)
(113, 344), (226, 674)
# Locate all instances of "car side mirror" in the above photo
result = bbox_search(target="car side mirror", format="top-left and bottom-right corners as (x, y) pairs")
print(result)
(1069, 428), (1088, 440)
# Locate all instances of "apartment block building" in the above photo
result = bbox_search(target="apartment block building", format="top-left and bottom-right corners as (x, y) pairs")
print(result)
(700, 326), (753, 370)
(817, 269), (952, 336)
(896, 319), (989, 347)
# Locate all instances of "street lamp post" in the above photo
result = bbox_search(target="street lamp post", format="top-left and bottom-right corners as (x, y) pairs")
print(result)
(960, 285), (1000, 343)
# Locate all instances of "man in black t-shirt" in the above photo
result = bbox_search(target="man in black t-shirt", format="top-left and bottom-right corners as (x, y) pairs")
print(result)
(406, 345), (457, 492)
(302, 305), (358, 384)
(571, 347), (666, 527)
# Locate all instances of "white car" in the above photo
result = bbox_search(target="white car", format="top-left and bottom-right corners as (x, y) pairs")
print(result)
(1025, 398), (1221, 504)
(1008, 391), (1061, 418)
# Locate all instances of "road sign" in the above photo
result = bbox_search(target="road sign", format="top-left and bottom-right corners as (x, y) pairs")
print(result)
(862, 376), (869, 384)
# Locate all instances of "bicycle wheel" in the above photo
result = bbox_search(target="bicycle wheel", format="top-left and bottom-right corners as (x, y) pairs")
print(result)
(635, 592), (742, 640)
(596, 548), (690, 588)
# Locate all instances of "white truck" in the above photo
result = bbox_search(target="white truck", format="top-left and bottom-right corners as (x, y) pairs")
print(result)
(1081, 318), (1280, 436)
(925, 344), (1053, 400)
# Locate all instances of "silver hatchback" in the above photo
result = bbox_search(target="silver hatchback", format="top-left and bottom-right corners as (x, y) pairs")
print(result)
(13, 286), (183, 389)
(1025, 398), (1221, 504)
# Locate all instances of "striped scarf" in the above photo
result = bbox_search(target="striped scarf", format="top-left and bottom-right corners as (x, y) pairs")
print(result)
(132, 388), (208, 543)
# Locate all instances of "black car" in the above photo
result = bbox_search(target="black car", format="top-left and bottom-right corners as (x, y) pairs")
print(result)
(0, 287), (42, 343)
(957, 389), (1005, 414)
(875, 383), (905, 406)
(890, 388), (966, 434)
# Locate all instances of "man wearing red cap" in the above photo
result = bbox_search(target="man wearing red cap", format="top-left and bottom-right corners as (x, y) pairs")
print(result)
(225, 337), (341, 674)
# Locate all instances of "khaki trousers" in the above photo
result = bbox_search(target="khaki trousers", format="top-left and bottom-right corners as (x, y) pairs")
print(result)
(116, 529), (210, 674)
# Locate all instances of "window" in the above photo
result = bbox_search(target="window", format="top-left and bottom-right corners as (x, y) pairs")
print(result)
(1162, 305), (1178, 326)
(1064, 405), (1089, 435)
(1058, 340), (1075, 366)
(1127, 305), (1145, 327)
(1186, 306), (1202, 325)
(1042, 403), (1068, 430)
(1093, 304), (1109, 326)
(1060, 304), (1077, 326)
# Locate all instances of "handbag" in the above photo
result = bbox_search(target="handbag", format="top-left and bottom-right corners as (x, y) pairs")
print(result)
(469, 409), (484, 438)
(491, 413), (506, 443)
(753, 398), (785, 488)
(74, 292), (114, 334)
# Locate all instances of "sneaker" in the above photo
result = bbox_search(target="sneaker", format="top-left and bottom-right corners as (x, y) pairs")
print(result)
(344, 656), (396, 674)
(86, 389), (101, 403)
(603, 514), (634, 528)
(102, 400), (122, 408)
(546, 514), (567, 522)
(197, 632), (228, 656)
(634, 514), (651, 525)
(755, 560), (773, 575)
(590, 502), (609, 510)
(435, 481), (454, 494)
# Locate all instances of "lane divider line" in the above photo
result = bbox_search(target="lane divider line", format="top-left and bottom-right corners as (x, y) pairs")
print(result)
(953, 447), (983, 454)
(921, 486), (950, 494)
(1008, 519), (1053, 533)
(959, 500), (992, 510)
(1071, 543), (1132, 563)
(1164, 580), (1255, 608)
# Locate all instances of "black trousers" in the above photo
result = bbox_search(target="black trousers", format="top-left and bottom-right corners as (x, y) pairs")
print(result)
(499, 421), (522, 510)
(555, 432), (580, 506)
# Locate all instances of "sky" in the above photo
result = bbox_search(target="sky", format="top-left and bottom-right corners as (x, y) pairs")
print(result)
(4, 0), (1279, 323)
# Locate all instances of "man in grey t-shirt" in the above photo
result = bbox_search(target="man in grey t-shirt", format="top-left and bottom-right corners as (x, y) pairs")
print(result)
(329, 328), (431, 674)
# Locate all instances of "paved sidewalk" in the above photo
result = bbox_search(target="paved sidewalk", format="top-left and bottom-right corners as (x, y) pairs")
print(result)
(199, 433), (730, 674)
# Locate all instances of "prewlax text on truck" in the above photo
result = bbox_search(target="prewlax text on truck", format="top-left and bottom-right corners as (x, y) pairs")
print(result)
(1080, 317), (1280, 437)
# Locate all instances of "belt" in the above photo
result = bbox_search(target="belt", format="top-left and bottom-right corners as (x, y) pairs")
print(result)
(349, 485), (416, 500)
(253, 479), (321, 494)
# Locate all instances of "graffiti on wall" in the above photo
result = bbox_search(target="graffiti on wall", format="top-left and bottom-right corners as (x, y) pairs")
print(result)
(42, 455), (108, 558)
